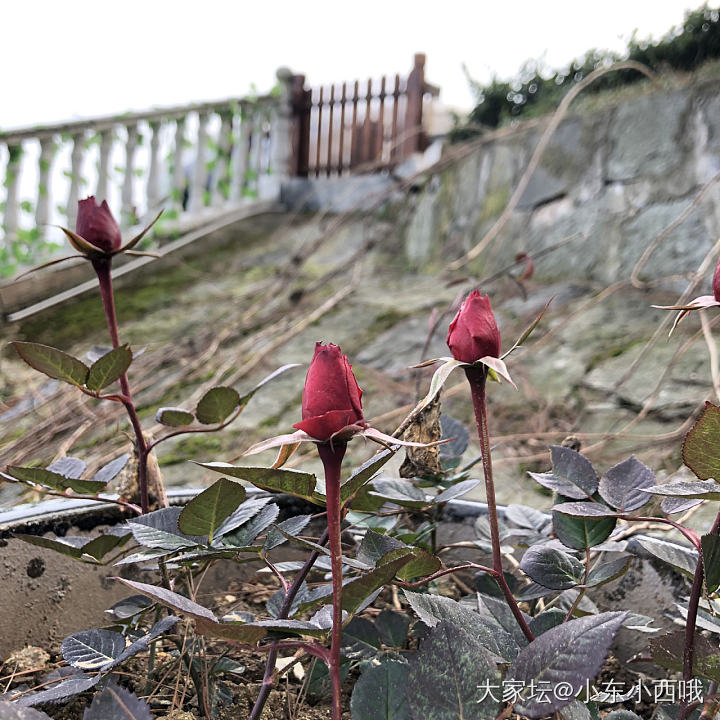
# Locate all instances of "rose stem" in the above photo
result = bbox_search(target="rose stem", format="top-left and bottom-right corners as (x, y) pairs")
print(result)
(317, 441), (347, 720)
(92, 257), (150, 514)
(683, 563), (704, 678)
(681, 510), (720, 716)
(249, 528), (330, 720)
(465, 365), (534, 643)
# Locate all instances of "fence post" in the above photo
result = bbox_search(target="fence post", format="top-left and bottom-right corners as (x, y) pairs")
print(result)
(290, 74), (311, 177)
(403, 53), (426, 158)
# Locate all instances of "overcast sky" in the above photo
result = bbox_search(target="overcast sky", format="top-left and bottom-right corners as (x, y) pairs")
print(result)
(1, 0), (703, 129)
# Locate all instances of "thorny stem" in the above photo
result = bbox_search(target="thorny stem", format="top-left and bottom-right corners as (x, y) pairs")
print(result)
(317, 442), (347, 720)
(249, 528), (330, 720)
(158, 557), (172, 592)
(93, 257), (151, 514)
(494, 700), (516, 720)
(465, 365), (535, 643)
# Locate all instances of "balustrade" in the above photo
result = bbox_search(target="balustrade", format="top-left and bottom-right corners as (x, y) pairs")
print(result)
(0, 89), (286, 275)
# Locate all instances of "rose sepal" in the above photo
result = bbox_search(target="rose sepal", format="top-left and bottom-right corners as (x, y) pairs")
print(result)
(58, 225), (107, 259)
(57, 209), (163, 261)
(411, 355), (516, 415)
(242, 423), (448, 458)
(117, 210), (164, 253)
(499, 297), (553, 360)
(243, 429), (318, 457)
(652, 295), (720, 334)
(358, 426), (450, 450)
(14, 254), (87, 280)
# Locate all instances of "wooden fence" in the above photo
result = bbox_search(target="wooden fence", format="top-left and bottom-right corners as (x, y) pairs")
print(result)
(290, 54), (439, 177)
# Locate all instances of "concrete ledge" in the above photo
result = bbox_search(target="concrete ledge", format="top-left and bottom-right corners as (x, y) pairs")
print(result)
(281, 175), (400, 213)
(1, 200), (280, 324)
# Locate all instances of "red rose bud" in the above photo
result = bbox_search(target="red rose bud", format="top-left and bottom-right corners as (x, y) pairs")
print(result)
(293, 342), (364, 442)
(713, 256), (720, 302)
(76, 196), (122, 253)
(446, 290), (501, 363)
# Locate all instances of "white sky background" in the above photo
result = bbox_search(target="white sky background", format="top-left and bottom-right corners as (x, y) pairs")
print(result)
(0, 0), (704, 130)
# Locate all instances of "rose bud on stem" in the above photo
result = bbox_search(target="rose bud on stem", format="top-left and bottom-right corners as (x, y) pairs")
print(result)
(60, 197), (162, 513)
(247, 342), (444, 720)
(78, 199), (149, 513)
(290, 342), (365, 720)
(448, 291), (534, 642)
(71, 199), (125, 349)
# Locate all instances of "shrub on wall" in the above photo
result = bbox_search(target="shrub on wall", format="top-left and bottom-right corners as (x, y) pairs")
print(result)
(451, 4), (720, 140)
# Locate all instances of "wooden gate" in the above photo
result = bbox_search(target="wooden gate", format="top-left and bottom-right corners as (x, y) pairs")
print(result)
(289, 54), (438, 177)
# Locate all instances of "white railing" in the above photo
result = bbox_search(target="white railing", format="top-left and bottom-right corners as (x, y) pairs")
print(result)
(0, 69), (294, 274)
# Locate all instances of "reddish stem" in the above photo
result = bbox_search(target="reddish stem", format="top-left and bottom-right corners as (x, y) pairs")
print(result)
(249, 529), (329, 720)
(626, 515), (701, 549)
(465, 365), (534, 643)
(679, 506), (720, 720)
(317, 441), (347, 720)
(92, 257), (150, 514)
(685, 513), (720, 672)
(397, 562), (497, 588)
(683, 560), (704, 680)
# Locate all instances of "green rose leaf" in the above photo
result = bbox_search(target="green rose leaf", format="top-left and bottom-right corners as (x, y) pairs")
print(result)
(196, 462), (317, 503)
(408, 621), (501, 720)
(552, 502), (617, 551)
(519, 545), (585, 590)
(5, 465), (106, 495)
(529, 446), (598, 500)
(178, 478), (246, 542)
(507, 612), (627, 718)
(683, 402), (720, 481)
(195, 386), (240, 424)
(645, 481), (720, 500)
(11, 341), (89, 387)
(155, 407), (195, 426)
(403, 589), (523, 662)
(702, 534), (720, 593)
(85, 344), (132, 390)
(338, 447), (396, 503)
(633, 536), (698, 578)
(352, 656), (410, 720)
(82, 683), (153, 720)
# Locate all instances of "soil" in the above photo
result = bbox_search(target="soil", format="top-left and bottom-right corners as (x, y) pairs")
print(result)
(0, 571), (346, 719)
(0, 565), (666, 720)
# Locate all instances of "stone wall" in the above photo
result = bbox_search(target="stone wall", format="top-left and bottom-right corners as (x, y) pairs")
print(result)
(402, 77), (720, 286)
